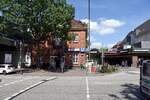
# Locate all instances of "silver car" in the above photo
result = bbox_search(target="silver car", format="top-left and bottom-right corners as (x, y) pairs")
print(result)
(140, 60), (150, 99)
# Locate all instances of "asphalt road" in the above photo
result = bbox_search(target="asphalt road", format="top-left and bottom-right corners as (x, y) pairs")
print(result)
(0, 71), (144, 100)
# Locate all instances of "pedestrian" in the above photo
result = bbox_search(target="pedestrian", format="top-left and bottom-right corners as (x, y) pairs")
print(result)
(39, 57), (43, 67)
(50, 57), (56, 71)
(60, 57), (64, 73)
(121, 61), (125, 67)
(138, 58), (143, 67)
(55, 57), (60, 72)
(137, 58), (140, 67)
(125, 60), (128, 67)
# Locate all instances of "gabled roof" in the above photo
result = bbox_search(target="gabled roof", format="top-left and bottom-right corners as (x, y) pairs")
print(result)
(70, 20), (87, 31)
(122, 19), (150, 45)
(136, 19), (150, 30)
(134, 19), (150, 35)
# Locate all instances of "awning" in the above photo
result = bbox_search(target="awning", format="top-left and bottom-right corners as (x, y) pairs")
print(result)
(133, 48), (150, 53)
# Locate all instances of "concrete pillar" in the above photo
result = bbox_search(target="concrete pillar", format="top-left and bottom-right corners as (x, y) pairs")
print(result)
(131, 56), (138, 67)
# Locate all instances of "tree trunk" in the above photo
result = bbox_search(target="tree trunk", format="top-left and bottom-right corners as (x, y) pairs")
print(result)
(36, 42), (41, 69)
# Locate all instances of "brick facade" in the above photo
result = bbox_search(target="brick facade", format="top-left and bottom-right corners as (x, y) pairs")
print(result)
(31, 20), (87, 68)
(65, 20), (87, 67)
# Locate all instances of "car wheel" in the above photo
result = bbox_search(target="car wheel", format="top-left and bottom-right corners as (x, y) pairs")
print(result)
(140, 87), (149, 100)
(3, 70), (7, 75)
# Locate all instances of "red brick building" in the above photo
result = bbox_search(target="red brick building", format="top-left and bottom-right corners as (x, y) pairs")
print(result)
(65, 20), (87, 68)
(31, 20), (87, 68)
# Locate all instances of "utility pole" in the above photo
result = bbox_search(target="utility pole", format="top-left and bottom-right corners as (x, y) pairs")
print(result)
(101, 42), (104, 65)
(18, 41), (22, 69)
(88, 0), (91, 60)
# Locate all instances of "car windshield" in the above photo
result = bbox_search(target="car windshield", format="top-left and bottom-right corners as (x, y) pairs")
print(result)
(0, 66), (5, 68)
(7, 65), (13, 67)
(143, 63), (150, 76)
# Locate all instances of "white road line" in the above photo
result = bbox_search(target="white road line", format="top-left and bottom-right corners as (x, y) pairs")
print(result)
(86, 77), (90, 100)
(0, 77), (34, 88)
(4, 77), (57, 100)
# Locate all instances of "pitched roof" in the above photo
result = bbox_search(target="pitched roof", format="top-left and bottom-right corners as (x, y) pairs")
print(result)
(112, 41), (123, 49)
(70, 20), (87, 31)
(136, 19), (150, 30)
(135, 19), (150, 35)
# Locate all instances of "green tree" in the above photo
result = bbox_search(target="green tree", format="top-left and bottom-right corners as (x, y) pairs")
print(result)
(0, 0), (74, 67)
(0, 0), (74, 42)
(100, 47), (108, 52)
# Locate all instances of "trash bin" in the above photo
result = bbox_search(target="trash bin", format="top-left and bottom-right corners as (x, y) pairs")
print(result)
(91, 66), (96, 73)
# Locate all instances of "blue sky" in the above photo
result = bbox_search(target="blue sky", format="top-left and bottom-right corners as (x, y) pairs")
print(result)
(67, 0), (150, 48)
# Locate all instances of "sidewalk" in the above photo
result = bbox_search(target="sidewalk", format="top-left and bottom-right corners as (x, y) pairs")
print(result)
(15, 66), (140, 76)
(21, 68), (122, 77)
(120, 67), (140, 74)
(22, 68), (87, 76)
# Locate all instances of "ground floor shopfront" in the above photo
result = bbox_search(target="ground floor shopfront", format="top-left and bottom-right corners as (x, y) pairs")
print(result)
(65, 52), (86, 68)
(31, 44), (87, 69)
(105, 51), (150, 67)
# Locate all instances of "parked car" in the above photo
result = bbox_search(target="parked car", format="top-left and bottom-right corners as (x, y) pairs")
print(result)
(140, 60), (150, 99)
(0, 64), (15, 75)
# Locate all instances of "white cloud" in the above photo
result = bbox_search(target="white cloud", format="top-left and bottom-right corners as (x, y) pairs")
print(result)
(89, 36), (101, 49)
(90, 36), (96, 42)
(81, 18), (125, 35)
(101, 19), (125, 28)
(90, 42), (115, 49)
(99, 28), (115, 35)
(91, 42), (102, 49)
(90, 42), (116, 49)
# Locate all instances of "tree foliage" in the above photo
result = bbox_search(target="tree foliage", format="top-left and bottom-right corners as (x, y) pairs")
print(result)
(100, 47), (108, 52)
(0, 0), (74, 42)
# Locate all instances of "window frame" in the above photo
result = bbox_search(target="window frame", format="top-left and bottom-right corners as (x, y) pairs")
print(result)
(72, 33), (80, 42)
(72, 53), (78, 64)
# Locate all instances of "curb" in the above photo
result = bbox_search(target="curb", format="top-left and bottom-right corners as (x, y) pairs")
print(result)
(4, 77), (57, 100)
(127, 71), (140, 74)
(86, 71), (123, 76)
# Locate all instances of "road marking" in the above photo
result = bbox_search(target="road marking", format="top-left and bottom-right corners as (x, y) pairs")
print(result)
(86, 77), (90, 100)
(4, 77), (57, 100)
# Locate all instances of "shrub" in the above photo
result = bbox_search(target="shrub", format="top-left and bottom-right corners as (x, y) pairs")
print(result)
(100, 65), (119, 73)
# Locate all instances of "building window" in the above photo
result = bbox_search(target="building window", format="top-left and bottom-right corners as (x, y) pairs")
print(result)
(135, 29), (141, 36)
(72, 53), (78, 64)
(72, 33), (80, 42)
